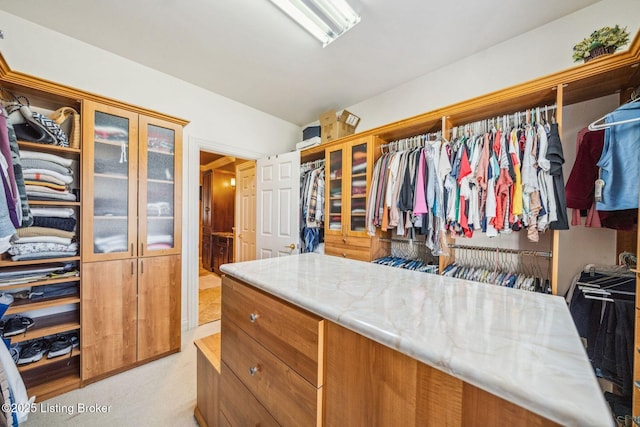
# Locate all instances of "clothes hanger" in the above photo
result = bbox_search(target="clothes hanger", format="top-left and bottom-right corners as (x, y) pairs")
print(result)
(588, 97), (640, 130)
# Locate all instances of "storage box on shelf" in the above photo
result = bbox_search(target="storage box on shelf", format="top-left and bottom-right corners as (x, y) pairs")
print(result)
(319, 109), (360, 144)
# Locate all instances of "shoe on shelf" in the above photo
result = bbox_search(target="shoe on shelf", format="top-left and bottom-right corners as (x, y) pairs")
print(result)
(0, 293), (14, 305)
(17, 339), (49, 365)
(47, 333), (79, 359)
(0, 316), (35, 337)
(9, 344), (20, 364)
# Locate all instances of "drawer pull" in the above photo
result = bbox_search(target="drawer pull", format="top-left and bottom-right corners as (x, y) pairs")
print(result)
(249, 313), (260, 323)
(342, 253), (346, 258)
(249, 366), (260, 376)
(342, 238), (346, 243)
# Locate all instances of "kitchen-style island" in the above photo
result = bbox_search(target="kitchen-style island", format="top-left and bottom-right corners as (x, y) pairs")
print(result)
(219, 253), (612, 427)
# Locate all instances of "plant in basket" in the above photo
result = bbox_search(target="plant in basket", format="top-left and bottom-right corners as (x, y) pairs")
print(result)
(572, 25), (630, 62)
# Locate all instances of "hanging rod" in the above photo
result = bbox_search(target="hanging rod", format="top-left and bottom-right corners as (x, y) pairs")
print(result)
(447, 244), (552, 259)
(301, 158), (325, 168)
(451, 103), (557, 137)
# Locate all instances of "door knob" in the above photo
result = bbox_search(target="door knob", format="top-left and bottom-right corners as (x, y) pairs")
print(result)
(285, 243), (295, 250)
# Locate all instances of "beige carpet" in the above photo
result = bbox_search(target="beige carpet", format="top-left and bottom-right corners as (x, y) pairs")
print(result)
(198, 286), (221, 325)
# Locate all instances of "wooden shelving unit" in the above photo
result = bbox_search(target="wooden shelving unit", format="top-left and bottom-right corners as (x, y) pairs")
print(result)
(9, 311), (80, 344)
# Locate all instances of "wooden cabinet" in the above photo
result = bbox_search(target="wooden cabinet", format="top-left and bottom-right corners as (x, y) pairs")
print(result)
(211, 234), (233, 274)
(321, 135), (388, 261)
(81, 100), (183, 381)
(0, 81), (83, 400)
(81, 255), (181, 380)
(201, 170), (235, 272)
(137, 255), (181, 361)
(81, 259), (137, 380)
(201, 170), (213, 271)
(324, 321), (559, 426)
(81, 101), (182, 261)
(0, 53), (187, 399)
(220, 275), (324, 426)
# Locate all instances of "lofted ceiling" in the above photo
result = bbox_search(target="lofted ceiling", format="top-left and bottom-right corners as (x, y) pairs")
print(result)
(0, 0), (601, 126)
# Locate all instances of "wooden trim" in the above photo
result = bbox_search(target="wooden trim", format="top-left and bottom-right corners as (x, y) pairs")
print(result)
(302, 30), (640, 155)
(0, 54), (189, 126)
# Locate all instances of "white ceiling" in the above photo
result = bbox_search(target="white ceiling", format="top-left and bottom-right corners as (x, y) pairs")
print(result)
(0, 0), (600, 126)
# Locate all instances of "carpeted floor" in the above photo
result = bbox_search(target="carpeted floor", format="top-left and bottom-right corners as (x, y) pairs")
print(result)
(198, 286), (221, 325)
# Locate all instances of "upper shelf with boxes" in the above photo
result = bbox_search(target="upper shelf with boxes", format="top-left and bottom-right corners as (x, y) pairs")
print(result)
(301, 30), (640, 298)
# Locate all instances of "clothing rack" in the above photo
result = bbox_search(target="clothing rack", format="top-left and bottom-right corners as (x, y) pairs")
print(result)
(380, 131), (442, 154)
(447, 244), (552, 259)
(301, 158), (325, 172)
(451, 104), (557, 138)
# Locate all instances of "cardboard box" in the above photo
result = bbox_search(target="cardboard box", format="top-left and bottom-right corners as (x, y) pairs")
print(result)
(319, 109), (360, 143)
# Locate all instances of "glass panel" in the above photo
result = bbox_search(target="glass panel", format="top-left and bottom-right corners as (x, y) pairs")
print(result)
(93, 111), (130, 254)
(328, 149), (343, 232)
(145, 124), (175, 251)
(350, 142), (367, 232)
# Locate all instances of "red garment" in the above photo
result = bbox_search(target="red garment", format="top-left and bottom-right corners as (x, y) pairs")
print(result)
(493, 168), (513, 230)
(565, 128), (605, 209)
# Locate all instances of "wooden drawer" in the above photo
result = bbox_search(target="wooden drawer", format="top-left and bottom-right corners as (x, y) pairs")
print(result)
(221, 321), (321, 427)
(324, 244), (371, 262)
(220, 362), (279, 427)
(325, 234), (371, 248)
(221, 275), (324, 386)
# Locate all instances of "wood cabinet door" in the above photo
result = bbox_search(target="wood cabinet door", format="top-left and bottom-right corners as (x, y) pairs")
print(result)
(137, 255), (181, 361)
(325, 144), (346, 238)
(81, 259), (137, 380)
(345, 137), (373, 238)
(81, 101), (139, 262)
(138, 116), (183, 257)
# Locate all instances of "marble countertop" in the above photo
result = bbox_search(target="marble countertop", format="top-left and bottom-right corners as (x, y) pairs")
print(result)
(221, 253), (613, 427)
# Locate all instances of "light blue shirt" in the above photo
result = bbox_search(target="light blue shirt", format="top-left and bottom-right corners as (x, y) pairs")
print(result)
(596, 100), (640, 211)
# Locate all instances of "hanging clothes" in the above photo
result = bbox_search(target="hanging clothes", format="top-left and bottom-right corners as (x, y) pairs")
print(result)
(596, 100), (640, 212)
(299, 162), (325, 253)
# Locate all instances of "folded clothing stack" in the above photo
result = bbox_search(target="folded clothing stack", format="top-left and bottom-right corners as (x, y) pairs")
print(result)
(8, 206), (78, 261)
(19, 150), (76, 202)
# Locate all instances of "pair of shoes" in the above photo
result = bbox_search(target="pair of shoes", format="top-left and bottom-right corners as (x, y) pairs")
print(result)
(0, 316), (34, 337)
(17, 339), (49, 365)
(47, 333), (79, 359)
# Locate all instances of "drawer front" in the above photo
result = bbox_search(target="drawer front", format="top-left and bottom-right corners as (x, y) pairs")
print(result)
(220, 362), (279, 427)
(324, 234), (371, 248)
(222, 275), (324, 386)
(324, 244), (371, 262)
(221, 321), (320, 427)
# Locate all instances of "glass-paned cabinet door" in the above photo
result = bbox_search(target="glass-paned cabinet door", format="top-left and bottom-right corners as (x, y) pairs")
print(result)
(349, 141), (368, 233)
(82, 101), (138, 261)
(326, 146), (344, 235)
(138, 116), (182, 256)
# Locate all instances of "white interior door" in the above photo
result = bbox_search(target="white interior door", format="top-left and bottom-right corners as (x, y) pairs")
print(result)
(235, 161), (256, 262)
(256, 151), (300, 259)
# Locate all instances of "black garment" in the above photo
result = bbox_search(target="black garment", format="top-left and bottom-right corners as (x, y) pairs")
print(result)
(32, 216), (76, 232)
(546, 123), (569, 230)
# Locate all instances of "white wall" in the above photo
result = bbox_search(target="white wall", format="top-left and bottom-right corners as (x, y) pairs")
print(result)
(341, 0), (640, 133)
(0, 10), (302, 331)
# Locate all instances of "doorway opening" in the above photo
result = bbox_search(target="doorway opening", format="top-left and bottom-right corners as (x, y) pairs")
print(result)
(198, 150), (249, 325)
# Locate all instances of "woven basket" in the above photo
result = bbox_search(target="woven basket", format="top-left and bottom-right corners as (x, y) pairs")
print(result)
(585, 45), (617, 62)
(48, 107), (80, 149)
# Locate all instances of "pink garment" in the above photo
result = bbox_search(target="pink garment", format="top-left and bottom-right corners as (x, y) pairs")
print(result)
(413, 150), (428, 215)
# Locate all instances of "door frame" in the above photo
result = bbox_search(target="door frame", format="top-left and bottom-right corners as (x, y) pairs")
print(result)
(185, 135), (265, 330)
